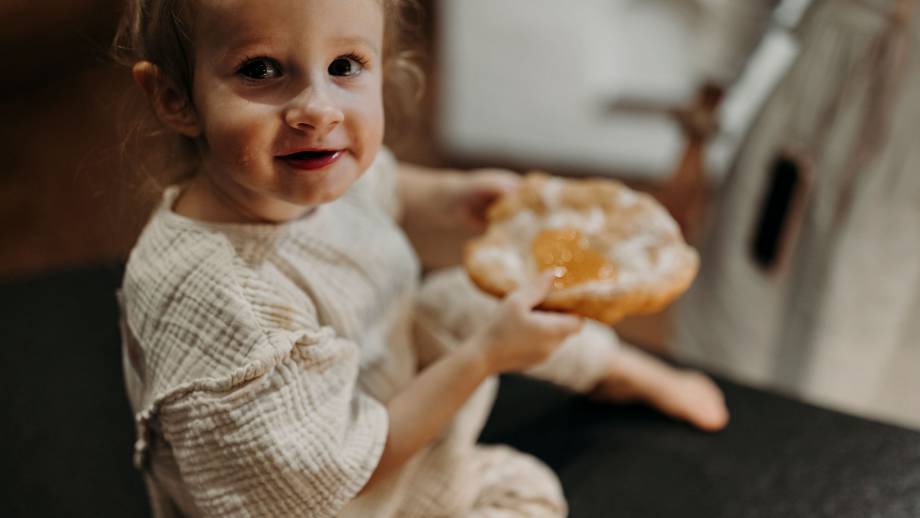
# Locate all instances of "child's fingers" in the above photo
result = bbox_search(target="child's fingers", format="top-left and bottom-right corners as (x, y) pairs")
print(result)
(531, 311), (583, 336)
(509, 270), (556, 310)
(465, 171), (521, 230)
(471, 169), (522, 195)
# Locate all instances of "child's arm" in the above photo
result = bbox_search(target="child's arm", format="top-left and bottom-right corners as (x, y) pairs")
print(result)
(396, 162), (519, 269)
(359, 271), (581, 494)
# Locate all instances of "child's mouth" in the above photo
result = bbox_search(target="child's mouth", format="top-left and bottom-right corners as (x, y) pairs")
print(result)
(277, 150), (343, 171)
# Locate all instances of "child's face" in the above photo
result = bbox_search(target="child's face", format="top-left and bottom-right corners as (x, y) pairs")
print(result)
(189, 0), (385, 219)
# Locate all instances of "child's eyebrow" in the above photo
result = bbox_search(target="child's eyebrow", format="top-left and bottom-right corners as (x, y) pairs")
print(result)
(329, 36), (381, 56)
(219, 35), (381, 60)
(220, 36), (281, 56)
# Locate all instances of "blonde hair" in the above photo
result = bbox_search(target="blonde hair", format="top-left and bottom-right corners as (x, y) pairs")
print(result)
(111, 0), (423, 190)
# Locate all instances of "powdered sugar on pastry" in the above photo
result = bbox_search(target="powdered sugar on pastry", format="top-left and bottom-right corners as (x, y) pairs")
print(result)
(464, 172), (699, 324)
(540, 177), (565, 208)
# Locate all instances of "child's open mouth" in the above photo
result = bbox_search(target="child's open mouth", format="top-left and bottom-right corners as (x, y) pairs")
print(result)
(277, 149), (343, 171)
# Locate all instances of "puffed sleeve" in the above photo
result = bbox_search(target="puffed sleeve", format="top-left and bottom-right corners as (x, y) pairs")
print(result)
(153, 326), (388, 517)
(695, 0), (782, 87)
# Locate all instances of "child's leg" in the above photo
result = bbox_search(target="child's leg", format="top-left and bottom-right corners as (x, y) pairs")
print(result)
(387, 383), (563, 518)
(590, 343), (729, 431)
(466, 445), (567, 518)
(415, 267), (728, 431)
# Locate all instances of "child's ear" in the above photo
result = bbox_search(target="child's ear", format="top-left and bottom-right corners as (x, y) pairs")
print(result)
(132, 61), (201, 138)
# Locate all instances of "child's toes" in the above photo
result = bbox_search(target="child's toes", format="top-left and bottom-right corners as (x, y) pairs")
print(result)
(674, 371), (729, 431)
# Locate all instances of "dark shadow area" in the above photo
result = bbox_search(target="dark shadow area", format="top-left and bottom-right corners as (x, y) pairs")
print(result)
(0, 265), (149, 517)
(3, 265), (920, 517)
(483, 373), (920, 518)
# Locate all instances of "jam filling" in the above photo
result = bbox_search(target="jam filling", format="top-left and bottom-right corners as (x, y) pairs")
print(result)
(532, 228), (616, 289)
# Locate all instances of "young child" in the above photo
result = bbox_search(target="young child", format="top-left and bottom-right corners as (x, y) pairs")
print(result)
(113, 0), (728, 516)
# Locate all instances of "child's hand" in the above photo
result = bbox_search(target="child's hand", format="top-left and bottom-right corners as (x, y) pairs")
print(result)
(397, 163), (520, 268)
(447, 169), (520, 233)
(468, 271), (583, 374)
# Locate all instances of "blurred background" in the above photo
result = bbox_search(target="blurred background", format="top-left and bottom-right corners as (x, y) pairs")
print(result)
(0, 0), (134, 278)
(0, 0), (799, 275)
(3, 0), (919, 432)
(0, 0), (785, 345)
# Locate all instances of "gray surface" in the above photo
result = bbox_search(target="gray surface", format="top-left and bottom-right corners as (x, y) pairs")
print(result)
(3, 264), (920, 517)
(482, 375), (920, 518)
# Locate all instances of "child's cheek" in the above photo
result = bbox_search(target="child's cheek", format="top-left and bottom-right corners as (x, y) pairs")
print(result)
(348, 91), (385, 168)
(207, 100), (278, 171)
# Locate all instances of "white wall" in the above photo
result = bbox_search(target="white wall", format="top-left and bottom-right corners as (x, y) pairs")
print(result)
(438, 0), (801, 181)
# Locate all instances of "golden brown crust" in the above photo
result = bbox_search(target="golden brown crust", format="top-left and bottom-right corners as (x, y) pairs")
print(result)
(464, 172), (699, 325)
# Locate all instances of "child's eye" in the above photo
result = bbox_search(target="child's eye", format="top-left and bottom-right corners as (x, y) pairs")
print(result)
(237, 57), (283, 81)
(328, 55), (365, 77)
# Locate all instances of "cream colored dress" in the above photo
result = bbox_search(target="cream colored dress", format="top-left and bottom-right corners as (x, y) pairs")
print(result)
(119, 149), (619, 517)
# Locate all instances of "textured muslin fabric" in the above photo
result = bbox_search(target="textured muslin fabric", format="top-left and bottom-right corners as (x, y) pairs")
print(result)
(465, 445), (568, 518)
(675, 0), (920, 429)
(119, 148), (596, 517)
(119, 149), (409, 517)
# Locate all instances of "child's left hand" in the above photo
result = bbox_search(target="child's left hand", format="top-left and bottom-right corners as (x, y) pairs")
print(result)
(444, 169), (520, 233)
(398, 163), (521, 268)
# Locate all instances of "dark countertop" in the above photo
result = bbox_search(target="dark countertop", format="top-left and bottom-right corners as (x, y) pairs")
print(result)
(3, 264), (920, 517)
(483, 375), (920, 518)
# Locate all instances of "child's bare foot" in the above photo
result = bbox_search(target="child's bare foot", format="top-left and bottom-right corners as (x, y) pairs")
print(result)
(589, 345), (729, 432)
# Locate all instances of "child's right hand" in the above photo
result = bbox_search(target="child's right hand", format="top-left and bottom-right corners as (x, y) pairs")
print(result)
(469, 271), (583, 374)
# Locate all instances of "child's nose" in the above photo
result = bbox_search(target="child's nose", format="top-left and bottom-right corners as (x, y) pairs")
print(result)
(283, 88), (344, 134)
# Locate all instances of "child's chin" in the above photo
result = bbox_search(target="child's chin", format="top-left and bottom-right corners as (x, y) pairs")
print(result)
(315, 172), (361, 203)
(295, 184), (351, 207)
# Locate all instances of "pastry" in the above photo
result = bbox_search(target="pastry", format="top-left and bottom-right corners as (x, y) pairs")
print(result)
(463, 173), (699, 324)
